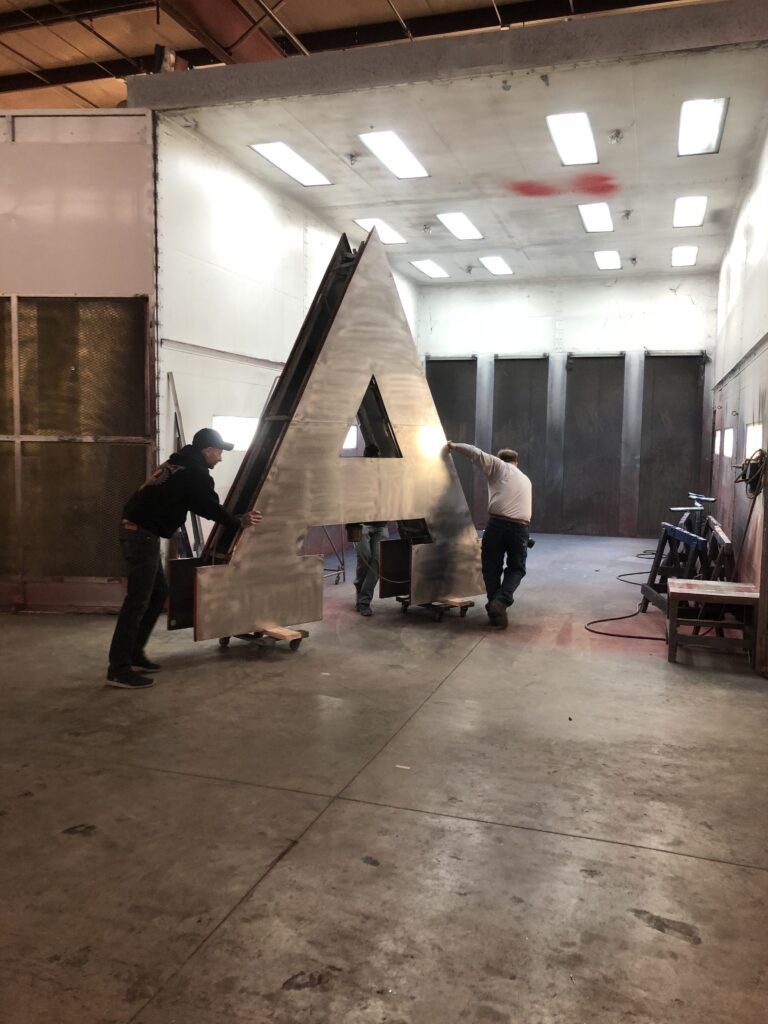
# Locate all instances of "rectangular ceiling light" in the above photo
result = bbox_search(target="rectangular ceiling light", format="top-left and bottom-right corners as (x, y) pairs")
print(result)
(436, 212), (483, 240)
(546, 112), (598, 165)
(249, 142), (330, 186)
(678, 98), (729, 156)
(671, 245), (699, 267)
(358, 130), (428, 179)
(479, 256), (514, 276)
(673, 195), (708, 228)
(594, 250), (621, 271)
(578, 202), (614, 232)
(354, 218), (406, 244)
(411, 259), (449, 279)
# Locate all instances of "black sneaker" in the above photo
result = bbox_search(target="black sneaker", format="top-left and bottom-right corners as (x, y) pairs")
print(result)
(106, 668), (154, 689)
(488, 599), (508, 630)
(359, 606), (373, 617)
(131, 653), (161, 671)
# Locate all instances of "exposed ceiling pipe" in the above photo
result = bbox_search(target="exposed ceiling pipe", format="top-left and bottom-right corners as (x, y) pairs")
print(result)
(385, 0), (414, 41)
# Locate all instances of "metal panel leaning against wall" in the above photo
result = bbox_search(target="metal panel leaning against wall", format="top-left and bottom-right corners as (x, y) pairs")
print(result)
(0, 111), (156, 612)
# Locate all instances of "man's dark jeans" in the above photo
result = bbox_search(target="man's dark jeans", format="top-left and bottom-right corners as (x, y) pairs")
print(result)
(108, 524), (168, 671)
(481, 516), (529, 607)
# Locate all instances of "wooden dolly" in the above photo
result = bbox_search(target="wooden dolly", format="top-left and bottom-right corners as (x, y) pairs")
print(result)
(219, 626), (309, 651)
(396, 596), (474, 621)
(666, 579), (759, 665)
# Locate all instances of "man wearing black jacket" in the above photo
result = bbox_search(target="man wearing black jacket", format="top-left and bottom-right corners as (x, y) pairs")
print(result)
(107, 427), (262, 689)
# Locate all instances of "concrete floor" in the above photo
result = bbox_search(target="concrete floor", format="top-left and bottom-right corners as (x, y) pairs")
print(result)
(1, 535), (767, 1023)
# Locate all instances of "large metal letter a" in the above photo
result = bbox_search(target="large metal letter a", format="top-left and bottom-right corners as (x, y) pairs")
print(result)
(192, 232), (482, 640)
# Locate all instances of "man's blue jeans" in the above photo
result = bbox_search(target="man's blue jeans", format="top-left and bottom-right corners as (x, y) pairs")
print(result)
(481, 517), (529, 607)
(354, 525), (388, 609)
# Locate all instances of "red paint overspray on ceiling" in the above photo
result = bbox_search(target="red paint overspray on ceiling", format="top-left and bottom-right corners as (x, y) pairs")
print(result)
(505, 174), (619, 197)
(571, 173), (619, 197)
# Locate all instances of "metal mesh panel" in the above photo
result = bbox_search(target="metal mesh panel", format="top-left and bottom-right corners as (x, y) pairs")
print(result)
(0, 443), (19, 573)
(21, 442), (147, 576)
(0, 299), (11, 435)
(18, 298), (147, 436)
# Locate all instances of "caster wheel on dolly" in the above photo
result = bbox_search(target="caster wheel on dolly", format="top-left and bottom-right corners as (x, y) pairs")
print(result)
(289, 638), (302, 651)
(219, 636), (230, 647)
(460, 606), (468, 618)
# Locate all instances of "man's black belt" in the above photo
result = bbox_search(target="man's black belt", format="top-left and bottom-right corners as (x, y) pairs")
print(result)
(488, 514), (530, 525)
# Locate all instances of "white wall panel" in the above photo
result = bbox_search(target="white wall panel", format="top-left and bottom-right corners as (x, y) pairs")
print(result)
(156, 120), (339, 467)
(163, 345), (280, 527)
(0, 112), (154, 296)
(157, 121), (337, 362)
(716, 128), (768, 382)
(415, 277), (716, 358)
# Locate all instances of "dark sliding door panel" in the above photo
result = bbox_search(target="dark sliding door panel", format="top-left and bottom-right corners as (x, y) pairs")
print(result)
(492, 357), (549, 530)
(562, 356), (625, 535)
(638, 355), (704, 536)
(426, 358), (477, 517)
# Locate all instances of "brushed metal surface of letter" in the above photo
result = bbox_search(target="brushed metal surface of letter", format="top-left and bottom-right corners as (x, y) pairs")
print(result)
(194, 233), (482, 640)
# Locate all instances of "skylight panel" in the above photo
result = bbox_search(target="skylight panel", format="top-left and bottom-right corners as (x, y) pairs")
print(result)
(411, 259), (449, 279)
(249, 142), (330, 186)
(678, 98), (729, 156)
(671, 245), (698, 267)
(354, 218), (406, 244)
(358, 131), (429, 179)
(594, 250), (621, 271)
(546, 112), (598, 166)
(673, 196), (708, 228)
(479, 256), (514, 276)
(436, 212), (483, 240)
(578, 202), (614, 233)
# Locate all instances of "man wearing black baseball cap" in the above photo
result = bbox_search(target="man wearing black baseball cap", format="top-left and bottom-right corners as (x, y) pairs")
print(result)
(106, 426), (262, 690)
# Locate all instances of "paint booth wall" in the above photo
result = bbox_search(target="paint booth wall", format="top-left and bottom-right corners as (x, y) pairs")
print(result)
(716, 124), (768, 382)
(414, 276), (717, 358)
(712, 124), (768, 584)
(155, 120), (340, 503)
(0, 111), (154, 297)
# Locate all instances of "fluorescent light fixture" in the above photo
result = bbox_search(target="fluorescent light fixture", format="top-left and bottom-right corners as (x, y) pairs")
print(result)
(671, 245), (698, 267)
(249, 142), (330, 186)
(410, 259), (449, 279)
(723, 427), (734, 458)
(354, 218), (406, 244)
(594, 250), (621, 271)
(436, 212), (483, 240)
(714, 430), (721, 455)
(479, 256), (514, 276)
(678, 98), (729, 156)
(546, 112), (598, 165)
(578, 202), (614, 233)
(673, 195), (708, 228)
(358, 130), (428, 179)
(212, 416), (259, 452)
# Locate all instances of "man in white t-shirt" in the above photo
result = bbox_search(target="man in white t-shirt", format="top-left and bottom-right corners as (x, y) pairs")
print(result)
(447, 442), (532, 630)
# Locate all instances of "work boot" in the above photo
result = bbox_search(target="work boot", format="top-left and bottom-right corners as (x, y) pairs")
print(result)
(106, 668), (154, 689)
(488, 599), (508, 630)
(131, 653), (161, 671)
(359, 606), (373, 617)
